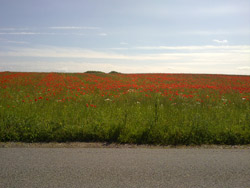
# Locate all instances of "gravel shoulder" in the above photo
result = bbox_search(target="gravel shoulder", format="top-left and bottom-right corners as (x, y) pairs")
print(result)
(1, 142), (250, 149)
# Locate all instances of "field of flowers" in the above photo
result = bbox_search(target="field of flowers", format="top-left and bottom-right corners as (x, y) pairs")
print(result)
(0, 72), (250, 145)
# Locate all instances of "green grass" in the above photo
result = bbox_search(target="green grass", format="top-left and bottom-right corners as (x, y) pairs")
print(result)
(0, 72), (250, 145)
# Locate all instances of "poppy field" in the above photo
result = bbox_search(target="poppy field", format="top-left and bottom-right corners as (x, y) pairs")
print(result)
(0, 72), (250, 145)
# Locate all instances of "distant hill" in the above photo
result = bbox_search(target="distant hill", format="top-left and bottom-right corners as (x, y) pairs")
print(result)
(109, 71), (121, 74)
(84, 71), (122, 74)
(84, 71), (105, 74)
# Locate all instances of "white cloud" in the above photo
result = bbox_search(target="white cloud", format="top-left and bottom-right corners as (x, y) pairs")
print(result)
(1, 60), (248, 75)
(6, 40), (29, 44)
(108, 47), (129, 50)
(0, 26), (100, 36)
(237, 66), (250, 70)
(72, 33), (86, 36)
(0, 47), (179, 60)
(98, 33), (107, 36)
(213, 39), (228, 44)
(0, 32), (56, 35)
(0, 38), (29, 44)
(180, 29), (250, 36)
(197, 5), (249, 15)
(133, 45), (250, 52)
(1, 45), (249, 75)
(1, 45), (250, 62)
(0, 32), (87, 36)
(0, 27), (31, 31)
(49, 26), (100, 30)
(0, 61), (183, 73)
(120, 42), (128, 45)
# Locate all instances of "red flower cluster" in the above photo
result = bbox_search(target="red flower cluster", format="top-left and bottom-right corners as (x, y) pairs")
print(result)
(0, 72), (250, 105)
(86, 103), (96, 108)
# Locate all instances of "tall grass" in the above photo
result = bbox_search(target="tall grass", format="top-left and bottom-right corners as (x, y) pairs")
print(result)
(0, 72), (249, 145)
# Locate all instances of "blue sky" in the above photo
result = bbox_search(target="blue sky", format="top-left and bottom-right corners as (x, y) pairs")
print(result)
(0, 0), (250, 74)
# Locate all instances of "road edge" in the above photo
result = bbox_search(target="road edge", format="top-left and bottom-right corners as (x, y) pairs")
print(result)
(1, 142), (250, 149)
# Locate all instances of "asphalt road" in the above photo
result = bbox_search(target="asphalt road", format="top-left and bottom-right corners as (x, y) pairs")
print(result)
(0, 148), (249, 188)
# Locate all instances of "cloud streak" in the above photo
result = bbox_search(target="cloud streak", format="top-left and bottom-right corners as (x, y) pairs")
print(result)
(1, 60), (249, 75)
(98, 33), (107, 36)
(213, 39), (228, 44)
(1, 45), (249, 75)
(0, 39), (29, 44)
(1, 45), (249, 62)
(237, 66), (250, 70)
(0, 27), (32, 31)
(179, 29), (250, 36)
(117, 45), (250, 53)
(0, 32), (56, 35)
(0, 61), (178, 73)
(0, 25), (107, 37)
(49, 26), (100, 30)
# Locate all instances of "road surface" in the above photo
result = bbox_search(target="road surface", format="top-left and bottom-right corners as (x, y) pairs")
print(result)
(0, 147), (249, 188)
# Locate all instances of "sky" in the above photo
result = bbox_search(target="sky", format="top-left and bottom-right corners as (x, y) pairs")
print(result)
(0, 0), (250, 75)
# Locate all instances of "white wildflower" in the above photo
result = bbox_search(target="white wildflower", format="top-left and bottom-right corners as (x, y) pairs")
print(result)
(221, 98), (227, 102)
(127, 89), (135, 93)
